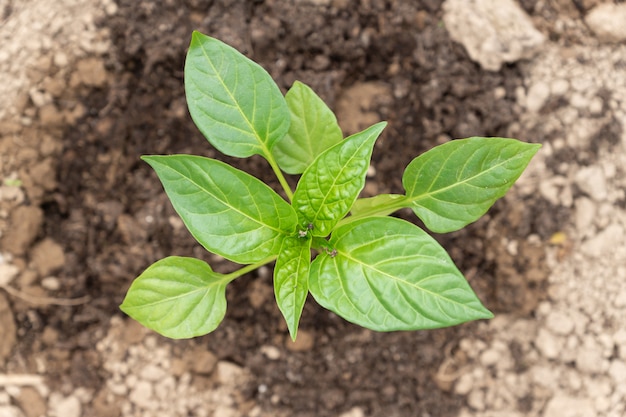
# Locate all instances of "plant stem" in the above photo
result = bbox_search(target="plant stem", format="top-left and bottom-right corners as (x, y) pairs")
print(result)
(224, 255), (277, 282)
(265, 153), (294, 201)
(335, 196), (410, 228)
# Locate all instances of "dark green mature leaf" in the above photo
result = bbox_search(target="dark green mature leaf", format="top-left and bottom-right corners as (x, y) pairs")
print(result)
(403, 138), (541, 233)
(272, 81), (343, 174)
(292, 122), (386, 237)
(184, 31), (289, 159)
(143, 155), (297, 264)
(309, 217), (493, 331)
(120, 257), (229, 339)
(274, 236), (311, 340)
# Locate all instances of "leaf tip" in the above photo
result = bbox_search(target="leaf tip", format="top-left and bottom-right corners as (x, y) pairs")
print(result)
(372, 120), (388, 132)
(140, 154), (160, 163)
(471, 304), (495, 322)
(140, 155), (161, 170)
(287, 325), (298, 342)
(118, 302), (128, 315)
(529, 142), (543, 154)
(190, 30), (206, 43)
(481, 308), (495, 320)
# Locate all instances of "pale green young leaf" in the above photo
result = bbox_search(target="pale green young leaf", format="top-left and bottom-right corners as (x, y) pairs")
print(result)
(184, 31), (289, 159)
(349, 194), (405, 218)
(274, 236), (311, 340)
(120, 257), (230, 339)
(272, 81), (343, 174)
(292, 122), (386, 237)
(143, 155), (297, 264)
(402, 138), (541, 233)
(309, 217), (493, 331)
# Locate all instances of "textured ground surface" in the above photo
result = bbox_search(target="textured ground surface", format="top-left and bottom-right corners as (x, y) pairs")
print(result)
(0, 0), (625, 416)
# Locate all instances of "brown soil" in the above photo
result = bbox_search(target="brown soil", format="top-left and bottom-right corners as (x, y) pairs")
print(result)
(2, 1), (559, 416)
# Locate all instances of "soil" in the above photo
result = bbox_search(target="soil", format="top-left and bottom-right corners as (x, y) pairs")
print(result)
(1, 1), (624, 417)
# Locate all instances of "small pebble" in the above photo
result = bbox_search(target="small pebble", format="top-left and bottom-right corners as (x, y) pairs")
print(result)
(589, 96), (603, 115)
(545, 311), (575, 336)
(339, 407), (365, 417)
(479, 348), (501, 367)
(455, 373), (474, 395)
(535, 329), (561, 359)
(550, 78), (569, 96)
(575, 166), (608, 201)
(526, 81), (550, 112)
(49, 394), (81, 417)
(216, 361), (245, 385)
(41, 276), (61, 291)
(260, 345), (281, 360)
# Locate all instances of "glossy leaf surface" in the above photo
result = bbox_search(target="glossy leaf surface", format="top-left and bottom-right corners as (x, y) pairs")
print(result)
(309, 217), (493, 331)
(274, 236), (311, 340)
(272, 81), (343, 174)
(120, 257), (229, 339)
(143, 155), (297, 264)
(292, 122), (386, 237)
(402, 138), (541, 233)
(184, 31), (289, 159)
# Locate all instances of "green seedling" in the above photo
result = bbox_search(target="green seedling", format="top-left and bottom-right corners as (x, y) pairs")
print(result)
(120, 31), (541, 340)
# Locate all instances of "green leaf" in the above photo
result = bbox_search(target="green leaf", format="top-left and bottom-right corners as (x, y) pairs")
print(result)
(309, 217), (493, 331)
(402, 138), (541, 233)
(271, 81), (343, 174)
(120, 257), (230, 339)
(184, 31), (290, 159)
(274, 236), (311, 340)
(350, 194), (405, 217)
(143, 155), (297, 264)
(292, 122), (386, 237)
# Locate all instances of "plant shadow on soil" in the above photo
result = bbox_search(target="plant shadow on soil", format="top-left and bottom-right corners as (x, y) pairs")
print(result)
(37, 1), (559, 415)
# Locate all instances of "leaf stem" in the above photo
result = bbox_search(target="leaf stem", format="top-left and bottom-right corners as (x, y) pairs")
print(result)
(224, 255), (277, 282)
(336, 196), (411, 229)
(266, 155), (294, 201)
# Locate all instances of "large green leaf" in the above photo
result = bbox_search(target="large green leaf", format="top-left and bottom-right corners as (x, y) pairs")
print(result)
(274, 236), (311, 340)
(292, 122), (386, 237)
(271, 81), (343, 174)
(184, 31), (290, 159)
(309, 217), (493, 331)
(120, 257), (229, 339)
(402, 138), (541, 233)
(143, 155), (297, 264)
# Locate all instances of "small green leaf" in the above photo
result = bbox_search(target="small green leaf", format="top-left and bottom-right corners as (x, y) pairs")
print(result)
(274, 236), (311, 340)
(272, 81), (343, 174)
(143, 155), (297, 264)
(350, 194), (405, 217)
(309, 217), (493, 331)
(184, 31), (290, 159)
(402, 138), (541, 233)
(120, 257), (230, 339)
(292, 122), (386, 237)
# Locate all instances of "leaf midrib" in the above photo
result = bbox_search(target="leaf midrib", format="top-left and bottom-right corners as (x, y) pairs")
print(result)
(162, 160), (288, 235)
(304, 131), (375, 230)
(333, 249), (484, 314)
(406, 147), (532, 205)
(129, 281), (228, 309)
(197, 38), (274, 159)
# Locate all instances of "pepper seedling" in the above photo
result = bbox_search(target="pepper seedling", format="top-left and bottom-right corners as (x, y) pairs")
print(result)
(120, 31), (540, 340)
